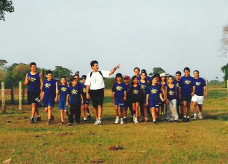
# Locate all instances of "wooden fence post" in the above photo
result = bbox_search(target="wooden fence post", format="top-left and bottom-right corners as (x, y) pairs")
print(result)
(1, 82), (6, 113)
(19, 81), (23, 111)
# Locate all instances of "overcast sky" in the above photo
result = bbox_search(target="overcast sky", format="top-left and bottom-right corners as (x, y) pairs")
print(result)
(0, 0), (228, 80)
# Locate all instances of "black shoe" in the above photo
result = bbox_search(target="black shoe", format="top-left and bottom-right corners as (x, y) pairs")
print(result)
(51, 116), (54, 123)
(186, 118), (190, 122)
(123, 118), (127, 123)
(183, 117), (187, 122)
(130, 116), (134, 123)
(37, 116), (41, 122)
(47, 119), (51, 125)
(68, 123), (72, 126)
(30, 117), (35, 123)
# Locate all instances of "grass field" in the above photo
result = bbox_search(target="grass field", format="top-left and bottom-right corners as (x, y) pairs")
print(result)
(0, 88), (228, 164)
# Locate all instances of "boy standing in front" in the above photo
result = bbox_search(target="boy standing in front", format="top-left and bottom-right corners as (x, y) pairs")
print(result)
(24, 62), (43, 123)
(57, 76), (70, 124)
(179, 67), (195, 122)
(41, 70), (58, 125)
(67, 78), (84, 126)
(112, 73), (127, 124)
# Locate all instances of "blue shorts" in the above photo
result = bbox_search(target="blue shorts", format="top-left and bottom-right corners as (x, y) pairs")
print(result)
(182, 95), (192, 103)
(149, 100), (160, 108)
(115, 98), (126, 108)
(43, 96), (55, 107)
(83, 98), (90, 105)
(59, 101), (68, 110)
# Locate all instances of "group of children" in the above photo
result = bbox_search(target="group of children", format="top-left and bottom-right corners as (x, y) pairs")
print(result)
(112, 67), (207, 124)
(25, 62), (207, 126)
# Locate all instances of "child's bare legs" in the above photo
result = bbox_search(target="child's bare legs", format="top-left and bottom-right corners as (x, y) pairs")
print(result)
(143, 104), (149, 121)
(31, 103), (37, 117)
(82, 105), (86, 118)
(85, 105), (90, 115)
(115, 105), (119, 117)
(193, 101), (198, 114)
(187, 102), (191, 117)
(183, 101), (187, 117)
(45, 107), (48, 113)
(65, 110), (69, 117)
(151, 107), (156, 121)
(48, 106), (53, 121)
(60, 110), (65, 123)
(135, 102), (140, 119)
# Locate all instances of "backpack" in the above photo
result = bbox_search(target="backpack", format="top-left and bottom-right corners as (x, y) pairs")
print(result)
(90, 71), (103, 78)
(89, 71), (105, 86)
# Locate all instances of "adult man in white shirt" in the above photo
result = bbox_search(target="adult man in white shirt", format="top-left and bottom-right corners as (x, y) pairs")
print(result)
(85, 60), (120, 125)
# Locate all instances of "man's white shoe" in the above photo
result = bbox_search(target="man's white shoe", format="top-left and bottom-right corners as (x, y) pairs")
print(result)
(198, 113), (203, 119)
(115, 117), (120, 124)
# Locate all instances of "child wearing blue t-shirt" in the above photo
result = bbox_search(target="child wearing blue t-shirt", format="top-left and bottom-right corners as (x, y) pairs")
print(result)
(112, 73), (127, 124)
(57, 76), (70, 124)
(67, 78), (84, 126)
(24, 62), (43, 123)
(140, 72), (149, 122)
(166, 76), (179, 122)
(146, 76), (165, 124)
(81, 75), (91, 122)
(192, 70), (207, 120)
(179, 67), (196, 122)
(174, 71), (183, 118)
(41, 70), (58, 125)
(129, 76), (143, 124)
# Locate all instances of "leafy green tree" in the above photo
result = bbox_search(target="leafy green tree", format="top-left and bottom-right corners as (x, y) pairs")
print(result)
(53, 66), (72, 79)
(221, 63), (228, 87)
(149, 67), (166, 76)
(0, 0), (14, 21)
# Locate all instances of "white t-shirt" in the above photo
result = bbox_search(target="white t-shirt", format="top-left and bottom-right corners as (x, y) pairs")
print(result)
(85, 71), (110, 90)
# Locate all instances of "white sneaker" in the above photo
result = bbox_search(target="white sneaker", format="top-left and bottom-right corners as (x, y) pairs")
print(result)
(115, 117), (120, 124)
(134, 118), (139, 124)
(94, 120), (98, 125)
(198, 113), (203, 119)
(120, 118), (124, 125)
(98, 118), (102, 125)
(193, 114), (197, 120)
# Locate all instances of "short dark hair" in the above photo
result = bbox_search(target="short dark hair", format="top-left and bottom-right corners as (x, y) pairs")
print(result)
(46, 70), (53, 75)
(81, 75), (87, 79)
(61, 76), (66, 79)
(30, 62), (36, 67)
(141, 69), (146, 73)
(194, 70), (199, 74)
(141, 72), (147, 76)
(90, 60), (98, 68)
(134, 67), (140, 72)
(183, 67), (190, 72)
(168, 75), (174, 79)
(175, 71), (181, 76)
(131, 75), (138, 84)
(115, 73), (123, 79)
(71, 77), (77, 82)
